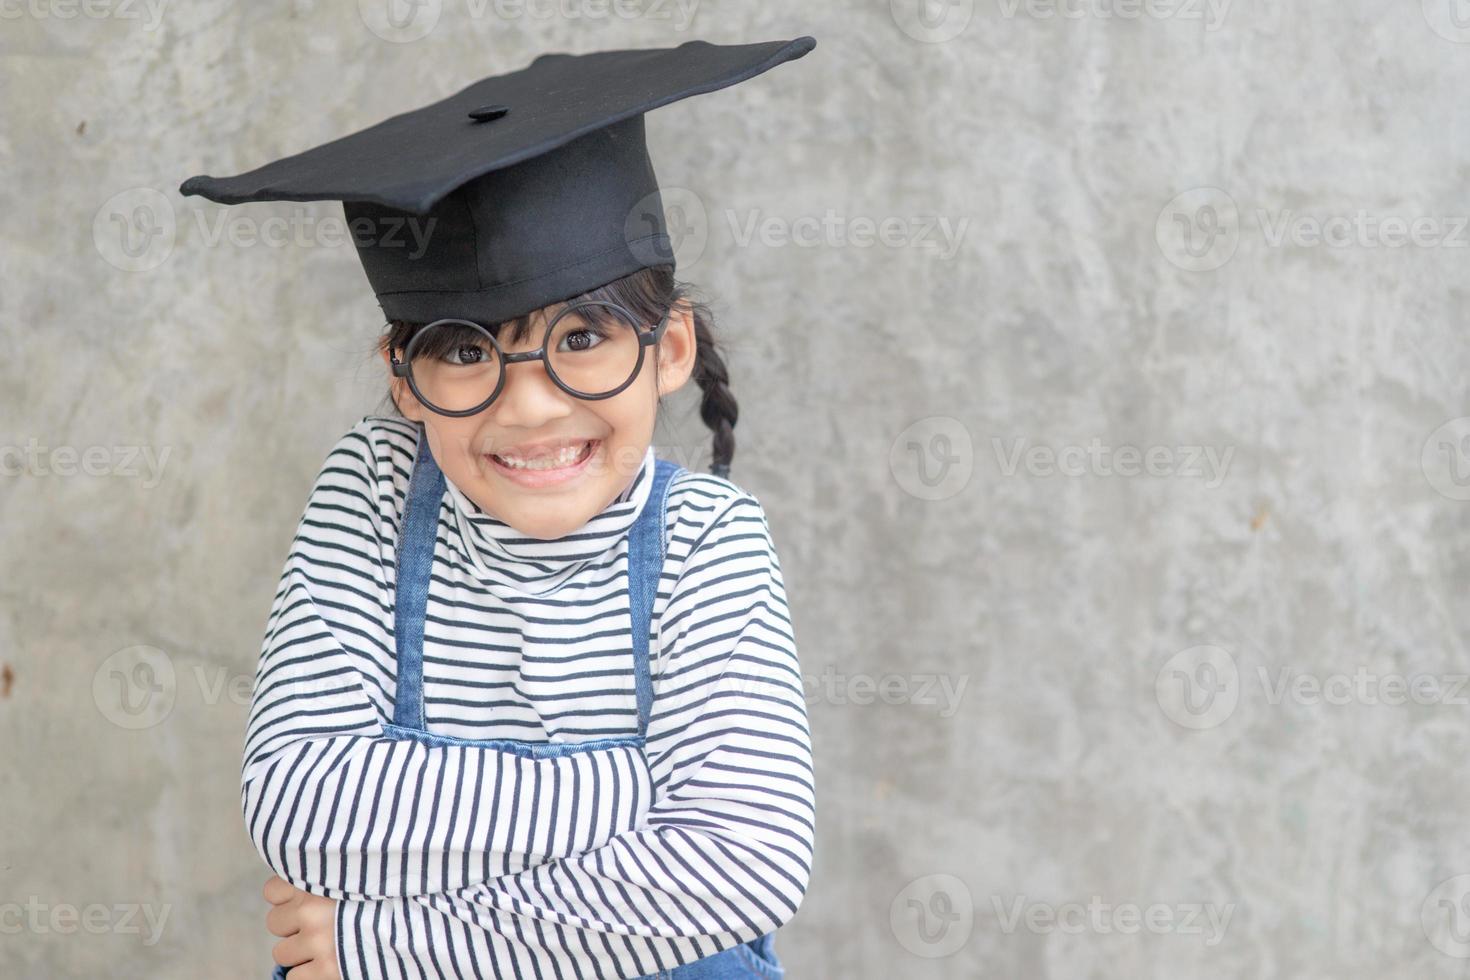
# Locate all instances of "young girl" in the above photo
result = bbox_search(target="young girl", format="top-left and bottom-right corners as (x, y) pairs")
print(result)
(181, 36), (817, 980)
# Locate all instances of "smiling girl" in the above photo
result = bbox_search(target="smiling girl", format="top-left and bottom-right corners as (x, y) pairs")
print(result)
(181, 36), (818, 980)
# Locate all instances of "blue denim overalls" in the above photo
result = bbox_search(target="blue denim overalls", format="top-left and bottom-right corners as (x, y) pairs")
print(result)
(270, 426), (783, 979)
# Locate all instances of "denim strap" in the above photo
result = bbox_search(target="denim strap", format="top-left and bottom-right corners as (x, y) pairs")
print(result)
(630, 457), (681, 738)
(391, 423), (682, 739)
(391, 423), (444, 730)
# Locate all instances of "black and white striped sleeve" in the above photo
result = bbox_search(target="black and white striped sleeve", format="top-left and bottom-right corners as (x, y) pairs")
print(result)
(241, 422), (654, 901)
(332, 490), (817, 979)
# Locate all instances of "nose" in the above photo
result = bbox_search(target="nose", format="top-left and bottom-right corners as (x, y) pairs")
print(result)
(487, 355), (574, 429)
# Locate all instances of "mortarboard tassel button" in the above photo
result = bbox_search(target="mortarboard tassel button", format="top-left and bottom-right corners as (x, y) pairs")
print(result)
(468, 105), (510, 123)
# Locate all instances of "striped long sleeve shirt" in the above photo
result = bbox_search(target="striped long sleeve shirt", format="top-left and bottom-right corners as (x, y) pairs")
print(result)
(242, 415), (815, 979)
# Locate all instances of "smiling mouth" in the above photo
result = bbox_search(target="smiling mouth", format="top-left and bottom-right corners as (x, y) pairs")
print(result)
(488, 440), (597, 471)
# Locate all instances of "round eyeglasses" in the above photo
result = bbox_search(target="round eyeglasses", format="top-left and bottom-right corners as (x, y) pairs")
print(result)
(388, 300), (671, 418)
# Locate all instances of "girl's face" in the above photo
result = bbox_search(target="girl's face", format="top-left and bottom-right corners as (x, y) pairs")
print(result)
(380, 302), (697, 540)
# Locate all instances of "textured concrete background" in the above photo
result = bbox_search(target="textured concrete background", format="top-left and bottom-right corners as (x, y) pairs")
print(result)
(3, 1), (1469, 977)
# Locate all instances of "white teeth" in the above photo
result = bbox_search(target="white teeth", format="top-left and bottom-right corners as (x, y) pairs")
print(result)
(495, 441), (590, 470)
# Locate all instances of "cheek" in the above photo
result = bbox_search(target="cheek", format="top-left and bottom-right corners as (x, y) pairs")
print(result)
(593, 392), (656, 457)
(601, 371), (660, 432)
(562, 392), (647, 483)
(424, 421), (486, 478)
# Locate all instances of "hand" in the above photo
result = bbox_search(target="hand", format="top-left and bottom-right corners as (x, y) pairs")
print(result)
(264, 875), (343, 980)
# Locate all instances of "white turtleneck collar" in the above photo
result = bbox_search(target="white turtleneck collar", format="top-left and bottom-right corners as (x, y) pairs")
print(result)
(438, 443), (657, 585)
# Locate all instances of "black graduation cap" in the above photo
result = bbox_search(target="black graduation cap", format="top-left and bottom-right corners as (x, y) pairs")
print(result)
(179, 36), (816, 326)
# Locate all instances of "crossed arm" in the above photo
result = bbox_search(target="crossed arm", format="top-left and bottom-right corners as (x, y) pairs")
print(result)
(244, 427), (814, 978)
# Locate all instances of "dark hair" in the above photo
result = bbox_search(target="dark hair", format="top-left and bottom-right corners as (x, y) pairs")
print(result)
(375, 265), (738, 478)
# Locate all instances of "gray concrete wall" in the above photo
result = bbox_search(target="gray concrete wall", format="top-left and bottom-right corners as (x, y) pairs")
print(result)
(3, 1), (1469, 977)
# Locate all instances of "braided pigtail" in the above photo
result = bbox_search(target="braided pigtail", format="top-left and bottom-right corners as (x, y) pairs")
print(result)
(689, 308), (738, 479)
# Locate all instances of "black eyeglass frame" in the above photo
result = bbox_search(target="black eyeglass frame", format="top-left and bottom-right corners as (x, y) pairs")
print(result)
(388, 300), (672, 418)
